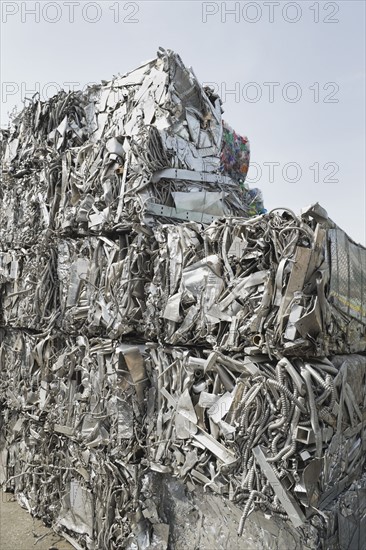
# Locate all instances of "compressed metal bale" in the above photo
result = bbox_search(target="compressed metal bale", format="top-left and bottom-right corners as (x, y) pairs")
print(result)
(0, 232), (154, 338)
(0, 172), (53, 248)
(148, 470), (366, 549)
(1, 49), (262, 244)
(57, 232), (154, 338)
(0, 330), (148, 549)
(0, 243), (58, 331)
(0, 91), (91, 247)
(144, 346), (366, 537)
(144, 211), (366, 356)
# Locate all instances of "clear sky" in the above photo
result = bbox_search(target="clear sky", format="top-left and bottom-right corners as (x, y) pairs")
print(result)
(1, 1), (365, 244)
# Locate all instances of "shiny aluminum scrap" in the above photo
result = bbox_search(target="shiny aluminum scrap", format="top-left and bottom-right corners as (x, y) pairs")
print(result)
(0, 240), (58, 331)
(57, 231), (154, 338)
(145, 347), (366, 534)
(1, 326), (365, 547)
(0, 329), (148, 549)
(1, 48), (366, 550)
(144, 205), (366, 356)
(0, 231), (155, 339)
(1, 48), (262, 248)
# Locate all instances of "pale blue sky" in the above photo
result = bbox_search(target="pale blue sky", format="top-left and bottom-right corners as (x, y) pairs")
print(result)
(1, 1), (365, 243)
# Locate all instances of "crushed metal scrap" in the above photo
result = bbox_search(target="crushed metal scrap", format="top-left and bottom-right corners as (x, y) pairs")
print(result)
(0, 48), (264, 247)
(144, 207), (366, 356)
(1, 49), (365, 550)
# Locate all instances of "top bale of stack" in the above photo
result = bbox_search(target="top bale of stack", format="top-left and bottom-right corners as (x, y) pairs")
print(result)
(0, 48), (264, 248)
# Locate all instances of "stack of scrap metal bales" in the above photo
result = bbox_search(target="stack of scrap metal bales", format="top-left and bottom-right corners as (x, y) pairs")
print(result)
(1, 49), (365, 550)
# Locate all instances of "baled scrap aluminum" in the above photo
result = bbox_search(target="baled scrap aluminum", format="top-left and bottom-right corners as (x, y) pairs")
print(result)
(0, 209), (365, 547)
(57, 232), (154, 338)
(145, 345), (366, 534)
(1, 326), (366, 544)
(0, 330), (149, 549)
(0, 242), (58, 331)
(1, 49), (261, 246)
(1, 48), (366, 550)
(0, 171), (53, 248)
(0, 229), (154, 339)
(0, 92), (90, 247)
(144, 209), (366, 356)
